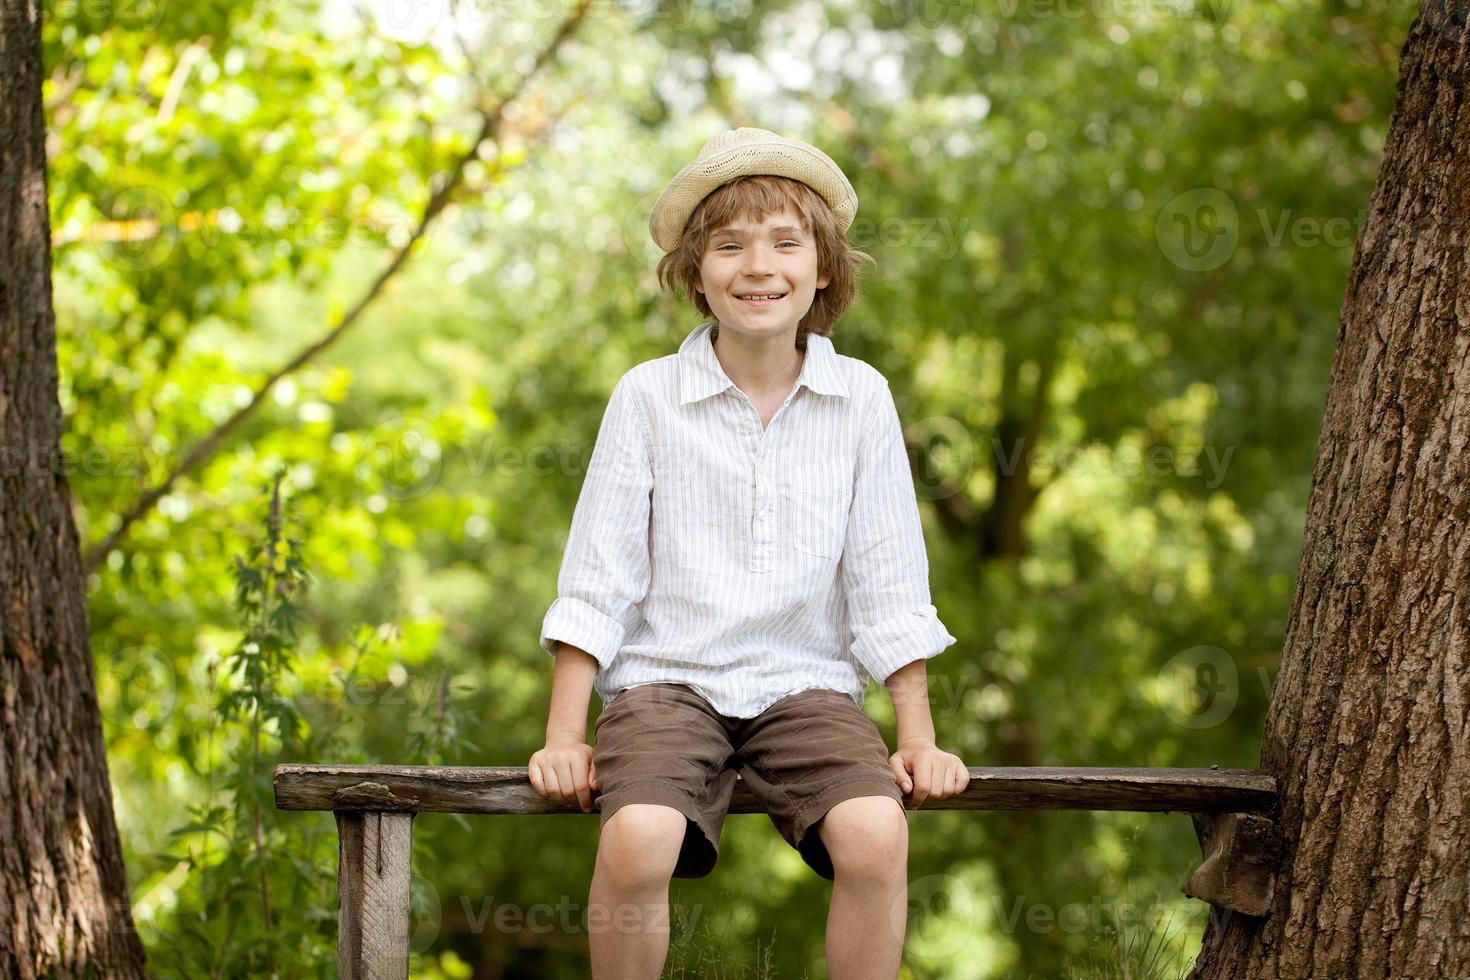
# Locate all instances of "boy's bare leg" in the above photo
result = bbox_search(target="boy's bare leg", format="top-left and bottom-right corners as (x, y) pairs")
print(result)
(589, 803), (687, 980)
(820, 797), (909, 980)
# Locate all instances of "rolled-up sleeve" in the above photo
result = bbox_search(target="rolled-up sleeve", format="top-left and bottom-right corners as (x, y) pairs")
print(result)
(539, 374), (653, 670)
(841, 381), (957, 685)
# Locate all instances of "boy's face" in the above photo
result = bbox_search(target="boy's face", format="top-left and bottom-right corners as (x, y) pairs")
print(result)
(695, 206), (830, 343)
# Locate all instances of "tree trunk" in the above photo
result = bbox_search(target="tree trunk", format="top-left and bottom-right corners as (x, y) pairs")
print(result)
(0, 1), (149, 975)
(1191, 4), (1469, 977)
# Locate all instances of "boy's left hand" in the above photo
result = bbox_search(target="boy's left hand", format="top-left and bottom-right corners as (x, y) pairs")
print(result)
(890, 738), (970, 809)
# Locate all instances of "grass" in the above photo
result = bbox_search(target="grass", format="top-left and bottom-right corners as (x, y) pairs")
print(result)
(1062, 905), (1195, 980)
(660, 904), (784, 979)
(652, 881), (1197, 979)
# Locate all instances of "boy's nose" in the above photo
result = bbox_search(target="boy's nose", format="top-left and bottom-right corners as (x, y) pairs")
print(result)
(742, 244), (777, 273)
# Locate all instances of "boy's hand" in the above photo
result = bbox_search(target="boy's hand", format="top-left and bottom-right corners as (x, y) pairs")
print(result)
(890, 737), (970, 809)
(529, 735), (599, 813)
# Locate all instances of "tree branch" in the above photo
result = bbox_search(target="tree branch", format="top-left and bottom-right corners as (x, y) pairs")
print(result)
(82, 0), (595, 574)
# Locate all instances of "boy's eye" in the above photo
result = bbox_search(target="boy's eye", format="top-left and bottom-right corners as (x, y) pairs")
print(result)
(716, 241), (801, 251)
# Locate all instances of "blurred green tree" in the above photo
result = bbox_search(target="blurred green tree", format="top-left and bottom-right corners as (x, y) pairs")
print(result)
(30, 0), (1430, 974)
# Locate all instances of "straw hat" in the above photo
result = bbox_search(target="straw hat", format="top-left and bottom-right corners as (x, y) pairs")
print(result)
(648, 127), (858, 253)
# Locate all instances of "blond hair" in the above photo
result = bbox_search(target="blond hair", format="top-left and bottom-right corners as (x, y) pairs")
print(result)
(656, 174), (874, 347)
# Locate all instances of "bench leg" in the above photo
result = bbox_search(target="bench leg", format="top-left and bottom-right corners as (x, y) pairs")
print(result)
(335, 811), (415, 979)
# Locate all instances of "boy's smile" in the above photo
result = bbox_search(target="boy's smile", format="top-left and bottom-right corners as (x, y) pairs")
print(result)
(695, 207), (830, 344)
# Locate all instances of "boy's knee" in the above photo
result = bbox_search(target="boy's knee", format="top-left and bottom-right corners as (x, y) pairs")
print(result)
(820, 796), (908, 878)
(596, 803), (687, 886)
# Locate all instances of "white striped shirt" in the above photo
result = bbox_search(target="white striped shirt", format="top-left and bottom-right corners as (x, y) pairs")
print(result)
(539, 320), (957, 719)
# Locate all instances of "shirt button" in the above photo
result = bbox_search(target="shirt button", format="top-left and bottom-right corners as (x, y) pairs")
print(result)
(758, 509), (769, 520)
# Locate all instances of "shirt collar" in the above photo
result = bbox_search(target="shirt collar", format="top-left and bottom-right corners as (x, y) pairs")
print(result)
(677, 321), (850, 406)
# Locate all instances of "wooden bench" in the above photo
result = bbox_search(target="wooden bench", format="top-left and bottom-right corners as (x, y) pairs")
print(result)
(274, 764), (1281, 979)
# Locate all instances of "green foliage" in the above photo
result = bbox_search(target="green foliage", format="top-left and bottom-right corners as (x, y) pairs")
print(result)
(145, 474), (338, 978)
(140, 475), (481, 977)
(44, 0), (1417, 975)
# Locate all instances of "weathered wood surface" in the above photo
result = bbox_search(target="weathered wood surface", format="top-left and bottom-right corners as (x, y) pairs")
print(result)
(336, 811), (414, 980)
(277, 764), (1277, 814)
(1183, 812), (1285, 918)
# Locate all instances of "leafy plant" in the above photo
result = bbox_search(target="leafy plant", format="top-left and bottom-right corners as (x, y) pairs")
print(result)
(145, 473), (380, 978)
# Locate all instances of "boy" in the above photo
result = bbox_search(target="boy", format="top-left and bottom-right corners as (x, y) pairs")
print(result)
(528, 127), (970, 979)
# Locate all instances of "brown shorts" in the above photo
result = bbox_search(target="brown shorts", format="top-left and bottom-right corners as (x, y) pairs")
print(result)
(591, 682), (905, 881)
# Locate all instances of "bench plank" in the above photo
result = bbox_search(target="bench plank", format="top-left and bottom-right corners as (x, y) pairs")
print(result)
(277, 765), (1276, 815)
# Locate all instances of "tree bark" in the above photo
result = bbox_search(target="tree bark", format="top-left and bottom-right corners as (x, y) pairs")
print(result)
(1191, 4), (1469, 977)
(0, 0), (149, 975)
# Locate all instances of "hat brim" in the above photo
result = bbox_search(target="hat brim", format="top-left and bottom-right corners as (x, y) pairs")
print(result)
(648, 138), (858, 253)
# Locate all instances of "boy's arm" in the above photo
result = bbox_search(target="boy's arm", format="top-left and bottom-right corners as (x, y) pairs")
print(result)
(841, 380), (957, 744)
(546, 641), (600, 743)
(538, 374), (654, 673)
(886, 658), (937, 748)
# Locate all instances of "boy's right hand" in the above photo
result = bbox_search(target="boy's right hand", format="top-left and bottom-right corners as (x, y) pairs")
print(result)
(529, 735), (599, 813)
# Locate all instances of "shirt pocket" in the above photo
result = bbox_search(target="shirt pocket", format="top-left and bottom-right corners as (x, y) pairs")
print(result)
(781, 461), (851, 560)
